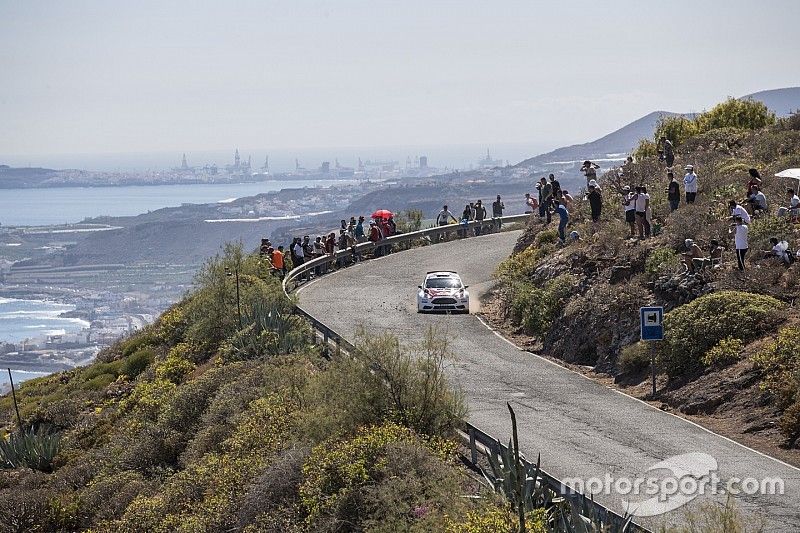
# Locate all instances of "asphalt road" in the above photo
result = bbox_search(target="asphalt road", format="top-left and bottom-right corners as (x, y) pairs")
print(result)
(297, 230), (800, 531)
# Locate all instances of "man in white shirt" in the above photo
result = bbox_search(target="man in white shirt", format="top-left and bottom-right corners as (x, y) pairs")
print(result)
(733, 216), (748, 271)
(683, 165), (698, 204)
(436, 205), (457, 226)
(728, 200), (751, 224)
(622, 186), (636, 237)
(766, 237), (792, 265)
(634, 185), (651, 239)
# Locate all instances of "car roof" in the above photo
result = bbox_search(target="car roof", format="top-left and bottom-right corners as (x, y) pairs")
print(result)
(425, 271), (460, 279)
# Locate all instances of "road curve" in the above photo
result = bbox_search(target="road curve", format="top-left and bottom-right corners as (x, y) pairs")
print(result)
(297, 231), (800, 531)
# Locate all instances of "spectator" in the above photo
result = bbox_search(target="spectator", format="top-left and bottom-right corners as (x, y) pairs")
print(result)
(259, 238), (271, 258)
(549, 174), (562, 201)
(355, 216), (366, 242)
(474, 199), (487, 235)
(681, 239), (704, 273)
(733, 215), (749, 271)
(538, 177), (553, 223)
(587, 182), (602, 223)
(492, 195), (505, 230)
(666, 172), (680, 212)
(561, 189), (574, 208)
(368, 220), (383, 257)
(747, 186), (768, 216)
(683, 165), (698, 204)
(634, 185), (651, 239)
(387, 215), (397, 236)
(337, 229), (350, 267)
(555, 199), (569, 244)
(581, 161), (600, 189)
(536, 178), (545, 220)
(275, 245), (287, 277)
(292, 237), (305, 279)
(524, 193), (538, 213)
(340, 219), (347, 231)
(691, 239), (725, 271)
(622, 186), (636, 237)
(728, 199), (751, 224)
(313, 236), (325, 275)
(780, 187), (800, 220)
(765, 237), (793, 265)
(659, 136), (675, 168)
(437, 205), (457, 226)
(746, 168), (762, 197)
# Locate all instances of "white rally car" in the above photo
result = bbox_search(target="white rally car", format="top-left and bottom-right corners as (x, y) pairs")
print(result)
(417, 271), (470, 313)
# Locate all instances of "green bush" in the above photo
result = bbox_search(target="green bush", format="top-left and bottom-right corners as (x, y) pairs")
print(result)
(618, 342), (652, 374)
(0, 426), (61, 472)
(660, 291), (786, 377)
(753, 327), (800, 442)
(702, 337), (744, 367)
(155, 354), (195, 384)
(509, 274), (576, 338)
(645, 248), (680, 277)
(121, 348), (155, 378)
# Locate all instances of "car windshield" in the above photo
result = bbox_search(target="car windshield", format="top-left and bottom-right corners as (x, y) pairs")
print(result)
(425, 277), (461, 289)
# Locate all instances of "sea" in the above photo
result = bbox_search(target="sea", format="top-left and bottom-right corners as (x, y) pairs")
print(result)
(0, 369), (50, 394)
(0, 297), (89, 344)
(0, 179), (359, 227)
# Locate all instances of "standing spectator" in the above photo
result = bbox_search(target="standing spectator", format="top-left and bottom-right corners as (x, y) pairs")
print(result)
(292, 237), (306, 279)
(549, 174), (562, 201)
(733, 215), (749, 271)
(492, 195), (505, 230)
(660, 136), (675, 168)
(666, 172), (681, 212)
(524, 193), (538, 213)
(581, 161), (600, 189)
(368, 221), (383, 257)
(683, 165), (698, 204)
(588, 182), (602, 223)
(622, 186), (636, 237)
(555, 199), (569, 244)
(746, 168), (762, 197)
(728, 199), (751, 224)
(313, 236), (325, 275)
(273, 245), (286, 278)
(474, 199), (487, 235)
(355, 216), (366, 242)
(561, 190), (574, 208)
(436, 205), (457, 226)
(536, 178), (545, 220)
(634, 186), (651, 239)
(540, 178), (553, 223)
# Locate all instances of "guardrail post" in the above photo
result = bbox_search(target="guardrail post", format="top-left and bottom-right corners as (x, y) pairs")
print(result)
(335, 337), (341, 357)
(469, 427), (477, 466)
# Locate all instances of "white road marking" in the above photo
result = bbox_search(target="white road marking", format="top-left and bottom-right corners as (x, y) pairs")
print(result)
(474, 315), (800, 474)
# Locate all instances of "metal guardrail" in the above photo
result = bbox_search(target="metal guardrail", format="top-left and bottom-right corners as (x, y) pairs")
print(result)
(464, 422), (646, 532)
(280, 212), (647, 532)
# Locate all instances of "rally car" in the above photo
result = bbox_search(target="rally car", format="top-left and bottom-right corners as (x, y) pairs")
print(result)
(417, 271), (470, 313)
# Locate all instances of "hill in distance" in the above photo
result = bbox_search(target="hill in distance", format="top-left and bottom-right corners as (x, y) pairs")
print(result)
(516, 86), (800, 170)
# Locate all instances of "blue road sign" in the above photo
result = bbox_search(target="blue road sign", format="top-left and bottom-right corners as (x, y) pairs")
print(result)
(640, 306), (664, 341)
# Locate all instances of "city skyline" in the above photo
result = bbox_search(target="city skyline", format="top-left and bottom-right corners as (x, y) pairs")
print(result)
(2, 0), (799, 158)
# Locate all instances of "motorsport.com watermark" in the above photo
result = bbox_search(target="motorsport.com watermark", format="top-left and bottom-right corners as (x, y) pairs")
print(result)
(560, 453), (784, 517)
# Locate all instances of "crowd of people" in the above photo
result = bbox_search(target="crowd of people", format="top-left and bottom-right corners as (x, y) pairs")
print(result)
(258, 195), (511, 280)
(524, 145), (800, 272)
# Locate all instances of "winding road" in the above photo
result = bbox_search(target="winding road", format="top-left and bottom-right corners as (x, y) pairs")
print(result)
(297, 230), (800, 531)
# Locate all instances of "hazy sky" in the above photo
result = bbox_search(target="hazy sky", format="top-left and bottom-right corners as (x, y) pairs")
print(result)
(1, 0), (798, 159)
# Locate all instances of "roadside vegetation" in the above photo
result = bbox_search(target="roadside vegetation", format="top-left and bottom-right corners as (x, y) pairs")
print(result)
(495, 99), (800, 450)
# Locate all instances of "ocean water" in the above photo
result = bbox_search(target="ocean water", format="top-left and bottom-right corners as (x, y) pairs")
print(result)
(0, 179), (359, 226)
(0, 369), (50, 394)
(0, 297), (89, 344)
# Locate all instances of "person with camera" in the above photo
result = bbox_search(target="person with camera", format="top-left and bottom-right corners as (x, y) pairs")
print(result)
(581, 161), (600, 189)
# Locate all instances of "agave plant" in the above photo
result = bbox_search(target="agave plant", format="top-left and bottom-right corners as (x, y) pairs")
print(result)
(482, 403), (634, 533)
(228, 298), (310, 360)
(0, 425), (61, 472)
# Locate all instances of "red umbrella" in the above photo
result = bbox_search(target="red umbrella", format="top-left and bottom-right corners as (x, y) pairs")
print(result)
(371, 209), (393, 220)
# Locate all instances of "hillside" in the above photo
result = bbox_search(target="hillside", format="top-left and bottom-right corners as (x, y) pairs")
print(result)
(516, 86), (800, 172)
(488, 101), (800, 461)
(745, 87), (800, 117)
(515, 111), (686, 169)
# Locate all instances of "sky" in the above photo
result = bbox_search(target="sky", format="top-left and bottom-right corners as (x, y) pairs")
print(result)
(1, 0), (799, 167)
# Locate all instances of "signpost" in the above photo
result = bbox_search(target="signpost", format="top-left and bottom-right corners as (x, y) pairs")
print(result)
(640, 306), (664, 397)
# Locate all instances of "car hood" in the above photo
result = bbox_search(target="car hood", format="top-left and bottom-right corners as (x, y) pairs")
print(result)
(422, 288), (463, 297)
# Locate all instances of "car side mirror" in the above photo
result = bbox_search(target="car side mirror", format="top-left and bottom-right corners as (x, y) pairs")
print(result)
(463, 285), (469, 289)
(418, 285), (422, 289)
